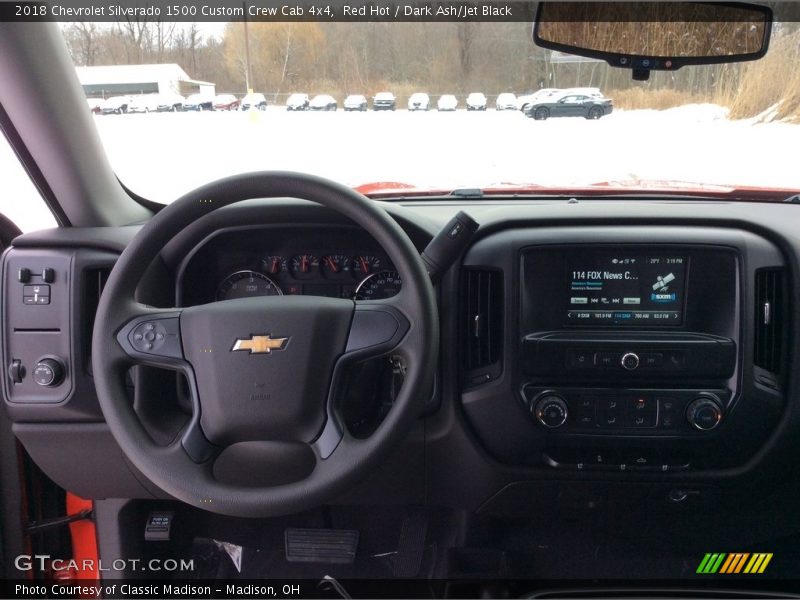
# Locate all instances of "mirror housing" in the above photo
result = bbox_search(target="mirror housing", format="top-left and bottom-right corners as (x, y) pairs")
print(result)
(533, 2), (772, 81)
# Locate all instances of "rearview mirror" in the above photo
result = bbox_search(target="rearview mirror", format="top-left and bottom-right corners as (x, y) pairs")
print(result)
(533, 2), (772, 80)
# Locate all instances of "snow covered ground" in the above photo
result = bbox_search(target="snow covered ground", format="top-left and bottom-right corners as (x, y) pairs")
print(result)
(3, 104), (799, 232)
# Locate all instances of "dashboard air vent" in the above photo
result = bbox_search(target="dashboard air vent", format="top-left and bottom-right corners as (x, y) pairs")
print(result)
(463, 268), (503, 373)
(753, 268), (785, 376)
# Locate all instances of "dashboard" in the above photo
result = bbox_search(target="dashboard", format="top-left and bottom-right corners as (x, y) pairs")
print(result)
(1, 197), (798, 521)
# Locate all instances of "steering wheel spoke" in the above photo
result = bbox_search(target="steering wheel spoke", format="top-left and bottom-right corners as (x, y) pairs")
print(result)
(314, 299), (412, 459)
(345, 298), (411, 359)
(114, 304), (218, 463)
(116, 306), (186, 370)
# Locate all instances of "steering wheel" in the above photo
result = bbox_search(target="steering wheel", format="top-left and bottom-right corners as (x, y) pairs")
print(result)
(92, 172), (438, 517)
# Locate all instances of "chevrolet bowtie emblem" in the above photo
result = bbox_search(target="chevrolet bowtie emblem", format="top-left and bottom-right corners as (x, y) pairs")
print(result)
(231, 334), (289, 354)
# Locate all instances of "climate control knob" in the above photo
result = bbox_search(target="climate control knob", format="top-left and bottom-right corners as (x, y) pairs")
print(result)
(533, 394), (569, 429)
(686, 395), (723, 431)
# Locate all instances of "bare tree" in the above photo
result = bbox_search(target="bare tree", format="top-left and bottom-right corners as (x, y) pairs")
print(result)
(153, 20), (177, 63)
(457, 22), (476, 89)
(117, 18), (151, 63)
(63, 22), (100, 66)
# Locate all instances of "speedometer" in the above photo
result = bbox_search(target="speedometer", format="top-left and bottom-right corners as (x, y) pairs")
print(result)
(216, 270), (282, 301)
(354, 270), (402, 300)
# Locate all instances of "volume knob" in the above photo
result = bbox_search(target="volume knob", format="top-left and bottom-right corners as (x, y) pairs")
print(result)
(533, 394), (569, 429)
(621, 352), (640, 370)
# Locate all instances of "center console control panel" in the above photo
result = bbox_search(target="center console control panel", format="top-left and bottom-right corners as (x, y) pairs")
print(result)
(460, 228), (787, 475)
(523, 387), (728, 434)
(517, 245), (739, 442)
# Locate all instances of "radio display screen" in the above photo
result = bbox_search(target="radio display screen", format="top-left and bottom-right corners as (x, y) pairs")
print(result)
(566, 254), (687, 325)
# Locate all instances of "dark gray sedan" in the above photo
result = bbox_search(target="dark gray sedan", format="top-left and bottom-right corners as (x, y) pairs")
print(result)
(526, 93), (613, 120)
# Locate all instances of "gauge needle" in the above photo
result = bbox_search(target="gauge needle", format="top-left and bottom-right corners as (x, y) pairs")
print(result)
(360, 257), (368, 273)
(301, 256), (308, 272)
(326, 257), (339, 273)
(271, 258), (279, 273)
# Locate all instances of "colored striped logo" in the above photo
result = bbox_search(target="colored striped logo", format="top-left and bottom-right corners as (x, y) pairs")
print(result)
(696, 553), (773, 574)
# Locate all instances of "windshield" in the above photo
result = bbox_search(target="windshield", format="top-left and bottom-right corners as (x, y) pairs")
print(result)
(63, 15), (800, 202)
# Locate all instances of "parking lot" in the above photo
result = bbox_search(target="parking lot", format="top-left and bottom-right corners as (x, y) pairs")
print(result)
(88, 105), (800, 205)
(5, 104), (800, 231)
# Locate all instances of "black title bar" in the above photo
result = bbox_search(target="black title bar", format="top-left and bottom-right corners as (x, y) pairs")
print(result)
(5, 0), (800, 23)
(1, 0), (537, 22)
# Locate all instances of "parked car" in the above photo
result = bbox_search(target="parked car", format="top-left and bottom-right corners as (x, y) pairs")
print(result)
(343, 94), (368, 111)
(86, 98), (103, 114)
(183, 93), (214, 111)
(285, 93), (310, 111)
(127, 94), (160, 114)
(437, 94), (458, 111)
(407, 92), (430, 111)
(516, 88), (561, 112)
(240, 92), (268, 111)
(372, 92), (396, 111)
(466, 92), (488, 111)
(156, 93), (185, 112)
(309, 94), (338, 111)
(517, 88), (604, 113)
(99, 95), (131, 115)
(562, 87), (604, 98)
(525, 92), (613, 120)
(495, 92), (517, 111)
(212, 94), (240, 111)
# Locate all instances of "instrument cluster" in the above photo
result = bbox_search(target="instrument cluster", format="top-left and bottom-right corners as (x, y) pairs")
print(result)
(216, 253), (400, 301)
(178, 226), (410, 306)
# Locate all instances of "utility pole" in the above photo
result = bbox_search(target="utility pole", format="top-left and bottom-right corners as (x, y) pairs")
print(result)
(243, 1), (252, 93)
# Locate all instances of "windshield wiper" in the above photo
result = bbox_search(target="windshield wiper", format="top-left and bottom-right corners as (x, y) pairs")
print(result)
(783, 194), (800, 204)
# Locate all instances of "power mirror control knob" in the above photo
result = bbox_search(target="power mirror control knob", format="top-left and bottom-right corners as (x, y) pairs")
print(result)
(33, 358), (64, 387)
(533, 394), (569, 429)
(686, 395), (723, 431)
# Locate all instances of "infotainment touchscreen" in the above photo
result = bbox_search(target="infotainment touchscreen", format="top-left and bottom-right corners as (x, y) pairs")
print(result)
(566, 254), (687, 325)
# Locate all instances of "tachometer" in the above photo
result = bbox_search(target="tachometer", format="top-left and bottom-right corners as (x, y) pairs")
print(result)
(354, 270), (402, 300)
(216, 270), (282, 301)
